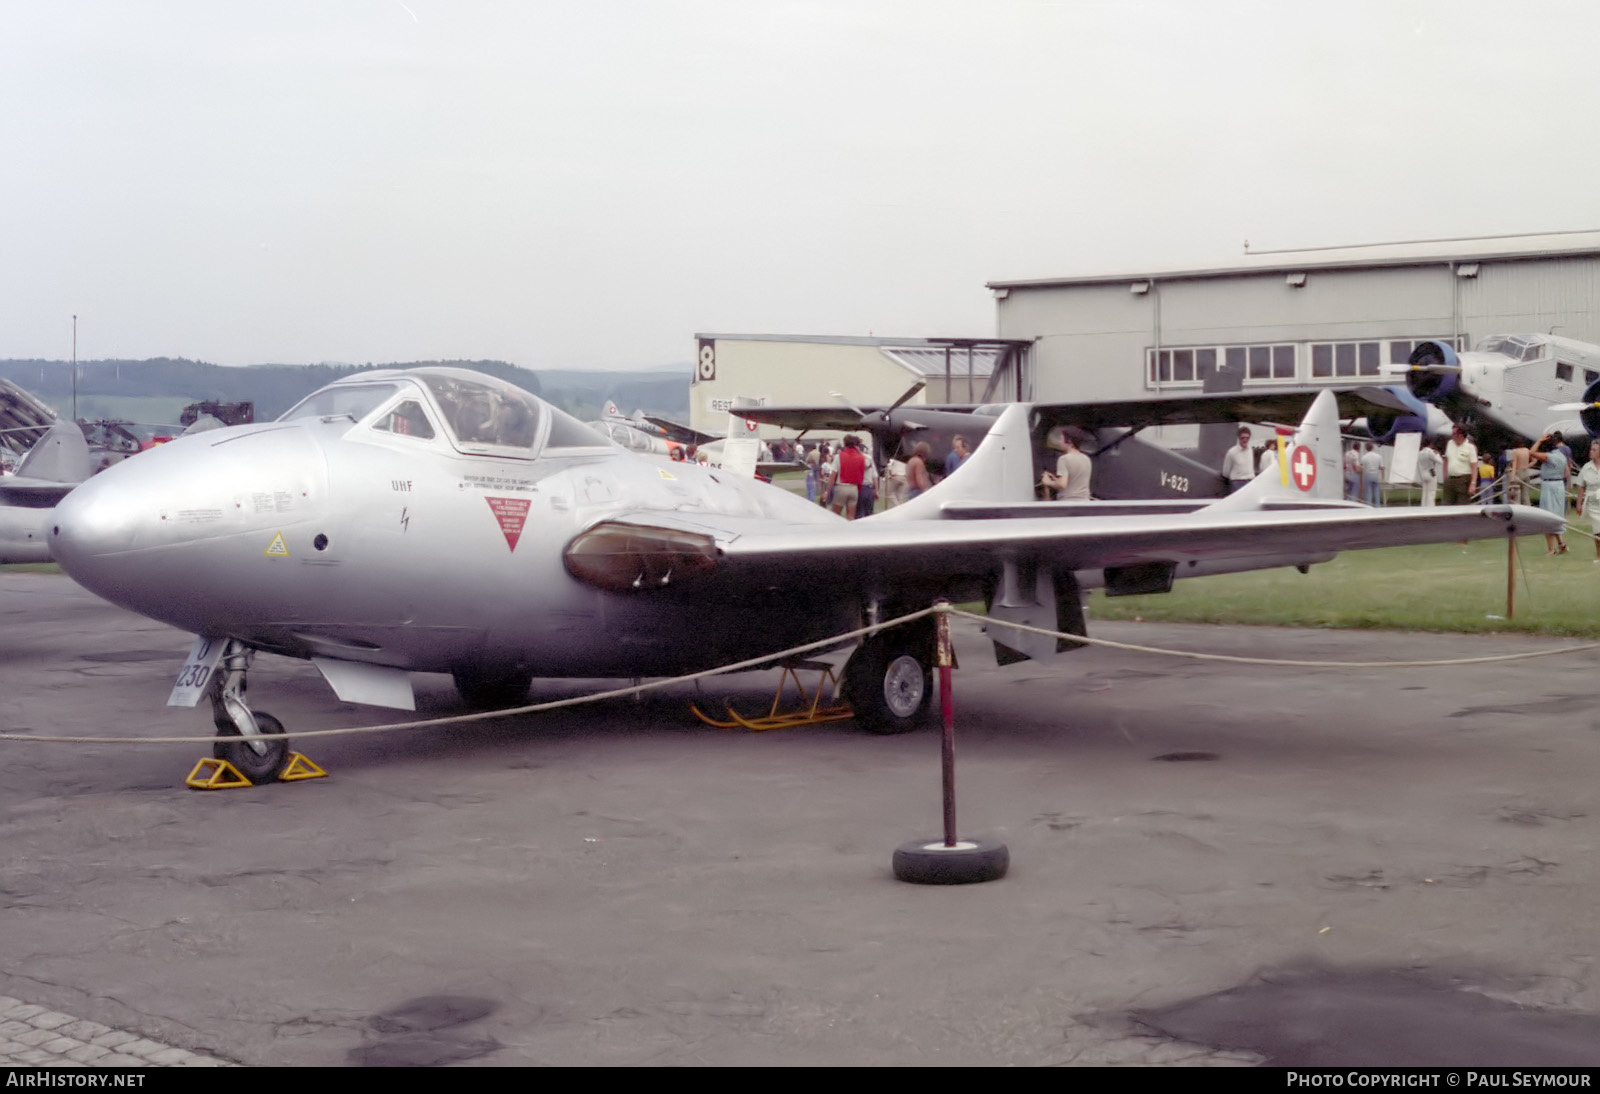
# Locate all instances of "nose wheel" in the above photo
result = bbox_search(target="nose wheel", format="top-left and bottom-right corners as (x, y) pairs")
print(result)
(212, 711), (290, 785)
(204, 641), (292, 785)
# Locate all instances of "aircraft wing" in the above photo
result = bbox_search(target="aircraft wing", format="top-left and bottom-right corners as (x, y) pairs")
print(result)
(731, 407), (871, 432)
(0, 478), (77, 507)
(566, 392), (1556, 599)
(1033, 386), (1408, 430)
(568, 504), (1546, 595)
(640, 414), (721, 446)
(737, 387), (1410, 433)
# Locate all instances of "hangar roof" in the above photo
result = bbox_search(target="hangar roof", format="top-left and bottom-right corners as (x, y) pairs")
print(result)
(693, 333), (1024, 378)
(987, 229), (1600, 290)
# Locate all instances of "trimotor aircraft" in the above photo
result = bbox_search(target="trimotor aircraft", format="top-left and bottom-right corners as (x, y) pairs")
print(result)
(1385, 333), (1600, 451)
(0, 421), (92, 564)
(737, 384), (1418, 500)
(50, 367), (1557, 783)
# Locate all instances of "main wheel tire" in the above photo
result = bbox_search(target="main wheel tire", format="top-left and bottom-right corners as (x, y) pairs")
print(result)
(453, 669), (533, 710)
(213, 711), (290, 786)
(844, 621), (935, 734)
(892, 837), (1010, 885)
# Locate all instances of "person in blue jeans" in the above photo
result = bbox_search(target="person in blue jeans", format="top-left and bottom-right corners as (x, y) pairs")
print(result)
(1360, 443), (1384, 506)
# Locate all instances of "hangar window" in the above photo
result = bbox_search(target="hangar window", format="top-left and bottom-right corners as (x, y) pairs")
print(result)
(1275, 345), (1295, 378)
(1311, 344), (1332, 378)
(1152, 343), (1294, 386)
(1242, 345), (1295, 380)
(1149, 350), (1196, 385)
(1311, 341), (1383, 379)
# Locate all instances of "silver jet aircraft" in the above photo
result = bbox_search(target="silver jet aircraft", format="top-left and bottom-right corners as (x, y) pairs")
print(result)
(49, 367), (1558, 782)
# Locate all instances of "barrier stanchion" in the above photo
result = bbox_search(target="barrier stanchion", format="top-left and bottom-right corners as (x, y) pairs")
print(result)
(891, 602), (1009, 886)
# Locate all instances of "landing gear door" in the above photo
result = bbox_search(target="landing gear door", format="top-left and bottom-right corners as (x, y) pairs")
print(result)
(167, 635), (227, 707)
(985, 561), (1087, 665)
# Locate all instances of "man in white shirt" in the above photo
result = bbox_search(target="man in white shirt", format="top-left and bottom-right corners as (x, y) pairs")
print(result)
(1443, 426), (1478, 506)
(1222, 427), (1256, 494)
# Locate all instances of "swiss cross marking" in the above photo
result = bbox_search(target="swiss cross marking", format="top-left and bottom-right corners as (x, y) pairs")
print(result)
(1291, 445), (1317, 491)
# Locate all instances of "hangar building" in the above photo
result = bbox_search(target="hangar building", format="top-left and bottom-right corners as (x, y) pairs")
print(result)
(688, 334), (1028, 440)
(989, 229), (1600, 403)
(691, 231), (1600, 442)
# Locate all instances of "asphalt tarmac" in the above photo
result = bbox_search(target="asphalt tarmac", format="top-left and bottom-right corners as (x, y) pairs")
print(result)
(4, 570), (1600, 1067)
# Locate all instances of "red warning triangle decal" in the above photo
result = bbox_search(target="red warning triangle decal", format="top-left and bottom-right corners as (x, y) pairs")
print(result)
(485, 496), (532, 551)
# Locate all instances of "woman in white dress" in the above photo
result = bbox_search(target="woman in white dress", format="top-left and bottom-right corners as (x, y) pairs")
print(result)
(1575, 440), (1600, 562)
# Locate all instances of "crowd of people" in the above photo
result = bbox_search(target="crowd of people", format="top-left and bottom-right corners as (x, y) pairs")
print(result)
(1333, 426), (1600, 561)
(793, 426), (1098, 517)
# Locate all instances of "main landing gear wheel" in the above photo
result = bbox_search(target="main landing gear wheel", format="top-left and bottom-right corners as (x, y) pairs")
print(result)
(844, 619), (935, 734)
(453, 669), (533, 711)
(213, 711), (290, 786)
(892, 837), (1010, 885)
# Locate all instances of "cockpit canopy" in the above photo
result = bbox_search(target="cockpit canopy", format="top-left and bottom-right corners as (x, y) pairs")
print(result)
(1476, 335), (1548, 362)
(279, 367), (605, 456)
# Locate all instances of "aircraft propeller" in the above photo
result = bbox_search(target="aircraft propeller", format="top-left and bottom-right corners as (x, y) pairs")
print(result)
(828, 380), (927, 426)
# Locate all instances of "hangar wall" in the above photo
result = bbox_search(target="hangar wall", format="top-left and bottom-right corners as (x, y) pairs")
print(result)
(688, 336), (920, 439)
(992, 234), (1600, 404)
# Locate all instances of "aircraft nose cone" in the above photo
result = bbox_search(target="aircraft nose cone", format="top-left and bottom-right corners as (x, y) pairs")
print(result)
(52, 473), (141, 566)
(51, 425), (329, 630)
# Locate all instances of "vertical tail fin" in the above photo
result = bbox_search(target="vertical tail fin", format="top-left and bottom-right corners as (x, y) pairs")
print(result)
(14, 421), (91, 485)
(875, 403), (1037, 520)
(1206, 390), (1345, 511)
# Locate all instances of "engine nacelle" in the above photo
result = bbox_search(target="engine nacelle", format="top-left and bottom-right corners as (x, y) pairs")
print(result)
(1359, 384), (1434, 445)
(1361, 411), (1429, 446)
(1406, 341), (1461, 403)
(1579, 378), (1600, 441)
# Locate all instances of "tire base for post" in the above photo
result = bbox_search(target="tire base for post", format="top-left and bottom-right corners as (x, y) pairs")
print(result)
(892, 837), (1009, 885)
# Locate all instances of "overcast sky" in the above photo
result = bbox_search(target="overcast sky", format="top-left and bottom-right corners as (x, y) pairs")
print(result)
(3, 1), (1597, 369)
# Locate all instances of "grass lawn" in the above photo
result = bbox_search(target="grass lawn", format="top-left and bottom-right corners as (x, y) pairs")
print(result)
(1, 563), (61, 574)
(1092, 524), (1600, 637)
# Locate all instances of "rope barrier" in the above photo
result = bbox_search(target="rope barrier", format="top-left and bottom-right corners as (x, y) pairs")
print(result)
(4, 600), (1599, 748)
(0, 607), (937, 745)
(950, 609), (1600, 668)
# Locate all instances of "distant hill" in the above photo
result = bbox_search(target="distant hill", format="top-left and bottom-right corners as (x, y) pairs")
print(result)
(0, 358), (691, 428)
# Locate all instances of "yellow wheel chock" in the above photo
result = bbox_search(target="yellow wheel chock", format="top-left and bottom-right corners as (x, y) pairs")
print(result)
(691, 661), (855, 731)
(185, 752), (327, 789)
(185, 758), (252, 790)
(278, 752), (328, 781)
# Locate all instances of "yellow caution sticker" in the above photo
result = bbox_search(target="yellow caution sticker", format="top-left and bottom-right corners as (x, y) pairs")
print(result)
(264, 531), (290, 557)
(657, 468), (677, 481)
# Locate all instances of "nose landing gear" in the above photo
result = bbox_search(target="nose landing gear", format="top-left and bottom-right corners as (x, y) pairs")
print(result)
(202, 640), (290, 785)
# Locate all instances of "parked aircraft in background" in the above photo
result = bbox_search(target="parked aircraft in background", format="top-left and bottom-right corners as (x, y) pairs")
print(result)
(737, 385), (1417, 500)
(0, 421), (92, 563)
(1386, 334), (1600, 451)
(601, 400), (719, 448)
(48, 367), (1555, 783)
